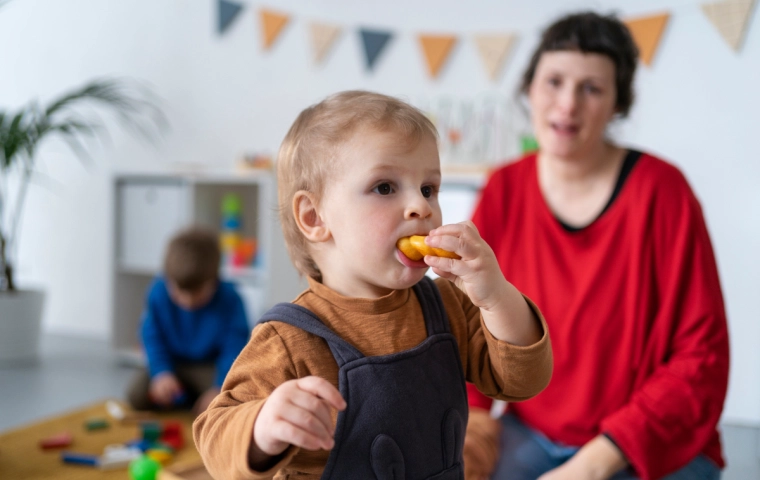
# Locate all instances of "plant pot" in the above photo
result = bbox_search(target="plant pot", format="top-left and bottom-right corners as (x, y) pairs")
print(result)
(0, 289), (45, 365)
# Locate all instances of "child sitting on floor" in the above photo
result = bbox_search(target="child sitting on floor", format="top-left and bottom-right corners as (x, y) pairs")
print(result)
(127, 226), (250, 416)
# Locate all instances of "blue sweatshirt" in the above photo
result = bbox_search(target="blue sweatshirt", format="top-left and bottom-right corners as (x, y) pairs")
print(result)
(140, 277), (250, 387)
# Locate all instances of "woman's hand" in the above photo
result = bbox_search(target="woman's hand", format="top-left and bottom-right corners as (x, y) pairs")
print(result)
(538, 435), (628, 480)
(250, 376), (346, 469)
(425, 222), (542, 346)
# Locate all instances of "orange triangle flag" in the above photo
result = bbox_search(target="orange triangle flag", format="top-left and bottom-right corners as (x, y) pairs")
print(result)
(474, 34), (517, 81)
(259, 9), (290, 50)
(418, 34), (458, 78)
(624, 13), (670, 66)
(701, 0), (757, 51)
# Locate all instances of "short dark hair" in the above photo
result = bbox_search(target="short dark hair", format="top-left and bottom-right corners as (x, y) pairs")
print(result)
(164, 226), (220, 291)
(520, 11), (639, 117)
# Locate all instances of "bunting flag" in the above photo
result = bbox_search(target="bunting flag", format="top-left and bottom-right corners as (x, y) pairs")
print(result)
(419, 34), (458, 78)
(309, 22), (342, 65)
(624, 13), (670, 66)
(218, 0), (243, 35)
(259, 9), (291, 50)
(359, 29), (393, 71)
(701, 0), (757, 51)
(474, 34), (517, 81)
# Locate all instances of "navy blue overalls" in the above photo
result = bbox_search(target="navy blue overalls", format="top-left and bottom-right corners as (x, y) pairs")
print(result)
(258, 276), (469, 480)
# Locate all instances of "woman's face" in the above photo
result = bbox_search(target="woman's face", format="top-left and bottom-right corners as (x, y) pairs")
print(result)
(528, 50), (618, 159)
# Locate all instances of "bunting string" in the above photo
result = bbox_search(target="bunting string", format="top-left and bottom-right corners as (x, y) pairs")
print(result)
(215, 1), (757, 81)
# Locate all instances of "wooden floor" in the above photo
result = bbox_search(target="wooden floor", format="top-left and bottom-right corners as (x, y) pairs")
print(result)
(0, 399), (201, 479)
(0, 333), (758, 479)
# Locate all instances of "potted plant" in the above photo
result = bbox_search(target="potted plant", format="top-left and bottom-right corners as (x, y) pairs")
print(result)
(0, 78), (163, 363)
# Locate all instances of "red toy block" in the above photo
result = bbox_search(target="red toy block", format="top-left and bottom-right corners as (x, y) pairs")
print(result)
(162, 421), (182, 438)
(160, 421), (184, 450)
(39, 432), (73, 450)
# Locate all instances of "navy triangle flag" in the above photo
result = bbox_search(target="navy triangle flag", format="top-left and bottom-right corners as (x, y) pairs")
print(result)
(359, 28), (393, 71)
(218, 0), (244, 35)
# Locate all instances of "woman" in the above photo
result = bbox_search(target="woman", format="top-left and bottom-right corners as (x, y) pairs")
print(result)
(464, 11), (729, 480)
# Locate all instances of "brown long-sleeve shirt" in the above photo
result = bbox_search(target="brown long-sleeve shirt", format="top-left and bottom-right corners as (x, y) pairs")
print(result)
(193, 277), (552, 480)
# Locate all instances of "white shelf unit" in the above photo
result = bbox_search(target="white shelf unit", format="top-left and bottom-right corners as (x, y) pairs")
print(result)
(111, 170), (304, 365)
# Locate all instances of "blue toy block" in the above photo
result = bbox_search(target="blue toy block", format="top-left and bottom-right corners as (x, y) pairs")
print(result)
(61, 451), (99, 466)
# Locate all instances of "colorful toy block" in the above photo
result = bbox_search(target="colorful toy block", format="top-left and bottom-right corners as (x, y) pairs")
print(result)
(146, 448), (173, 465)
(39, 431), (73, 449)
(141, 421), (162, 441)
(126, 438), (155, 452)
(99, 444), (143, 470)
(160, 421), (184, 451)
(61, 451), (99, 466)
(84, 417), (109, 431)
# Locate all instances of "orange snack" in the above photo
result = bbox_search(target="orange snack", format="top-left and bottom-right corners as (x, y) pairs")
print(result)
(396, 235), (461, 260)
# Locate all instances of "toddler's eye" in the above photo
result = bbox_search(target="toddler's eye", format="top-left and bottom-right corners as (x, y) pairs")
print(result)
(421, 185), (436, 198)
(374, 183), (392, 195)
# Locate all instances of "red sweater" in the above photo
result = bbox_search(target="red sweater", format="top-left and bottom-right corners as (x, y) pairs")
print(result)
(468, 152), (729, 480)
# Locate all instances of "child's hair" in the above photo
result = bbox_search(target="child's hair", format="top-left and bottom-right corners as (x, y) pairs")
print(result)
(276, 90), (438, 280)
(163, 226), (221, 291)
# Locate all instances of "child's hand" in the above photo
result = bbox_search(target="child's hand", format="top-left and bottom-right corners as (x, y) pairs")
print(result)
(252, 376), (346, 461)
(149, 372), (183, 406)
(424, 222), (509, 312)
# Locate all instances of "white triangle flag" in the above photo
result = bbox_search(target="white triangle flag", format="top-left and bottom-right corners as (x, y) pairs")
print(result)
(474, 34), (517, 81)
(701, 0), (757, 51)
(309, 22), (342, 65)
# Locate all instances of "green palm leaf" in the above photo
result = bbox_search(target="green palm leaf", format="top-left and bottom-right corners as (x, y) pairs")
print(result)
(0, 77), (165, 290)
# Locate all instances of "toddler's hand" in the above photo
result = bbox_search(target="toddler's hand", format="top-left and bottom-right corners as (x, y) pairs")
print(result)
(149, 372), (183, 406)
(424, 222), (509, 312)
(252, 376), (346, 460)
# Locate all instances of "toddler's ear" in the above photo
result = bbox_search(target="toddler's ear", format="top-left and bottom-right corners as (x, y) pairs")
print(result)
(293, 190), (330, 243)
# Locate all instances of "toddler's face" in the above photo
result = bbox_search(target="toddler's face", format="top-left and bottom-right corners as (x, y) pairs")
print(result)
(316, 128), (442, 298)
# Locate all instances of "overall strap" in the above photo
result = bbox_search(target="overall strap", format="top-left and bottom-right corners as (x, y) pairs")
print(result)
(258, 303), (364, 367)
(412, 276), (452, 336)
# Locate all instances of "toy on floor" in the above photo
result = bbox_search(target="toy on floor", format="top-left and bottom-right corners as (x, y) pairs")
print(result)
(129, 454), (162, 480)
(106, 399), (155, 423)
(146, 447), (173, 465)
(160, 421), (185, 451)
(127, 419), (185, 454)
(61, 451), (99, 466)
(84, 417), (109, 430)
(100, 444), (143, 470)
(39, 431), (73, 449)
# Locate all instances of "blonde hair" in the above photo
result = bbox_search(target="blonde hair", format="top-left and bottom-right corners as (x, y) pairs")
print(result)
(277, 90), (438, 280)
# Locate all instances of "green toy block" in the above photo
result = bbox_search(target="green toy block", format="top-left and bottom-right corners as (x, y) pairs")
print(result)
(141, 421), (162, 441)
(84, 417), (109, 431)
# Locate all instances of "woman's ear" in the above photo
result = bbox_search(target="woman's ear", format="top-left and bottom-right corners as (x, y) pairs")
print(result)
(293, 190), (330, 243)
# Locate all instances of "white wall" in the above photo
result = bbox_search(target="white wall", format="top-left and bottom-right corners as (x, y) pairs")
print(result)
(1, 0), (758, 424)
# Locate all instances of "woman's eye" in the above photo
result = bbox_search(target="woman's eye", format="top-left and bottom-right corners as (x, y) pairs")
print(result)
(374, 183), (392, 195)
(548, 77), (561, 87)
(583, 84), (601, 94)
